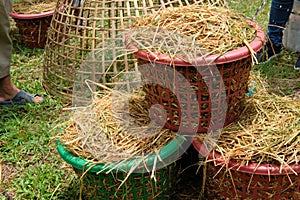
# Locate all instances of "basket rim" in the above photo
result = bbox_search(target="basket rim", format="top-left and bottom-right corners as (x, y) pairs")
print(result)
(192, 139), (300, 175)
(10, 10), (54, 19)
(129, 20), (265, 66)
(56, 135), (185, 173)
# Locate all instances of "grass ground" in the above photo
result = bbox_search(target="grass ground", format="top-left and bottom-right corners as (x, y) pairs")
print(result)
(1, 0), (299, 199)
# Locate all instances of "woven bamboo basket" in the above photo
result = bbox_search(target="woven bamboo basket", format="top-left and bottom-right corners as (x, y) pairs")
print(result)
(42, 0), (227, 103)
(56, 136), (185, 199)
(193, 139), (300, 199)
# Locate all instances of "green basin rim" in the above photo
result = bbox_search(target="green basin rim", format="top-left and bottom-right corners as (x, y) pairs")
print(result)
(56, 135), (185, 173)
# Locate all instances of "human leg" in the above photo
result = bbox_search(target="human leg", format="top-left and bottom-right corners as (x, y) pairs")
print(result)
(0, 0), (13, 79)
(257, 0), (294, 63)
(268, 0), (294, 47)
(0, 0), (43, 104)
(0, 0), (20, 102)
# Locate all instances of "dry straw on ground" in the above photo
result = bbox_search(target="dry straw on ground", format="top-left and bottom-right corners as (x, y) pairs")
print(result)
(197, 73), (300, 169)
(132, 4), (257, 58)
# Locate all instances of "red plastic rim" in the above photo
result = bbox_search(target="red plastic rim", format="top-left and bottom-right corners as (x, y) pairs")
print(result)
(192, 139), (300, 175)
(10, 10), (54, 19)
(130, 20), (265, 66)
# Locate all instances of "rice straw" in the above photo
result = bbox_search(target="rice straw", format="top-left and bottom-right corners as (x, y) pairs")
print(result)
(196, 72), (300, 169)
(132, 5), (256, 57)
(57, 87), (178, 166)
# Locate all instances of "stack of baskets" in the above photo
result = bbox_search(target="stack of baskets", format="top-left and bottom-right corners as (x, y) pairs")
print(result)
(52, 0), (226, 199)
(131, 7), (300, 199)
(122, 2), (299, 199)
(52, 0), (298, 199)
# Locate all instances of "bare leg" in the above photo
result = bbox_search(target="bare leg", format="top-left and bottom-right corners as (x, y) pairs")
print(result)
(0, 75), (19, 102)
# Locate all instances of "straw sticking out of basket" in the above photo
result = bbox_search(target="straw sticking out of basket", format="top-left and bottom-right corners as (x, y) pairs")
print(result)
(58, 86), (178, 166)
(12, 0), (56, 14)
(133, 4), (257, 57)
(196, 72), (300, 168)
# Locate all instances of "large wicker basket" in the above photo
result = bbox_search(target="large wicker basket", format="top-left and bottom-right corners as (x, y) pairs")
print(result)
(130, 21), (265, 133)
(42, 0), (227, 103)
(56, 136), (185, 199)
(192, 139), (300, 199)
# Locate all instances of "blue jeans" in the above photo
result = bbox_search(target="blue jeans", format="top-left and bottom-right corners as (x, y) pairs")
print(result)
(268, 0), (294, 47)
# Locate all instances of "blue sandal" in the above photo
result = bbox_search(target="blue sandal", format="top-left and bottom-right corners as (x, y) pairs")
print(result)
(0, 90), (43, 107)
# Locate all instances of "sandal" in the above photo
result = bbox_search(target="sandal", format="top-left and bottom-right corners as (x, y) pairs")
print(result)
(0, 90), (44, 107)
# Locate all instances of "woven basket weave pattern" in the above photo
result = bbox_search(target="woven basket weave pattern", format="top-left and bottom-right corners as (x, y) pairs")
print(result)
(74, 163), (177, 199)
(205, 163), (300, 199)
(139, 57), (252, 133)
(14, 16), (52, 49)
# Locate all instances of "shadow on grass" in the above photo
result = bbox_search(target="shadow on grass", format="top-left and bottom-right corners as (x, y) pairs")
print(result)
(54, 177), (82, 200)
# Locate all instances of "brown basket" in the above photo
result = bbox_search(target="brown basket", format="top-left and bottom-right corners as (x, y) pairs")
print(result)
(42, 0), (228, 103)
(193, 140), (300, 199)
(138, 57), (252, 133)
(10, 11), (54, 49)
(132, 21), (265, 133)
(204, 163), (300, 199)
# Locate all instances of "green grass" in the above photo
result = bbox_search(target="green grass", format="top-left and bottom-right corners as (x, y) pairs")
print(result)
(252, 49), (300, 96)
(0, 45), (75, 199)
(1, 0), (300, 199)
(229, 0), (300, 96)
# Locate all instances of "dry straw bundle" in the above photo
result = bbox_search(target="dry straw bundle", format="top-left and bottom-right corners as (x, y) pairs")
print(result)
(12, 0), (56, 14)
(197, 73), (300, 169)
(58, 86), (178, 167)
(133, 4), (257, 58)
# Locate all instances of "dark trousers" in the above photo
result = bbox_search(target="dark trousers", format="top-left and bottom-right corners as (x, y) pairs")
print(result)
(268, 0), (294, 47)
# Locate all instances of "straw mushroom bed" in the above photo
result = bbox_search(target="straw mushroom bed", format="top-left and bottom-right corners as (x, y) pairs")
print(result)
(196, 73), (300, 168)
(132, 4), (257, 58)
(58, 87), (178, 166)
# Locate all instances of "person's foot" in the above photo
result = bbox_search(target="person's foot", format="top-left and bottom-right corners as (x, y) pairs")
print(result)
(0, 75), (19, 102)
(256, 41), (282, 64)
(0, 75), (43, 105)
(294, 56), (300, 70)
